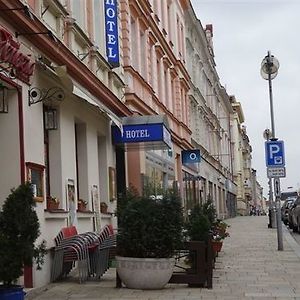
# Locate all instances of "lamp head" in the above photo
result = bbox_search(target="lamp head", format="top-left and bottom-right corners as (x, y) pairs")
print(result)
(260, 51), (279, 80)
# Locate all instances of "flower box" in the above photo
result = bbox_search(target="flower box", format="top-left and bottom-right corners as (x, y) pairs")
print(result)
(78, 199), (88, 212)
(46, 196), (59, 210)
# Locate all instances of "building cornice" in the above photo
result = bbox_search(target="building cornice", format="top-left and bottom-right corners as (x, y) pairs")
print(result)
(0, 0), (132, 117)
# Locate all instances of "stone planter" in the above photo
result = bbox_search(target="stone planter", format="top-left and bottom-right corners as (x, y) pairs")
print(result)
(116, 256), (175, 289)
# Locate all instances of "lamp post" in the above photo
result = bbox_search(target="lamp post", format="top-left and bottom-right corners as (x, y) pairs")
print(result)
(260, 51), (283, 251)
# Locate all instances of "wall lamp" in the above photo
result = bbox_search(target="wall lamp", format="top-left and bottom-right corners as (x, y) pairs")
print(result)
(44, 107), (58, 130)
(0, 83), (8, 113)
(0, 5), (34, 20)
(15, 30), (58, 43)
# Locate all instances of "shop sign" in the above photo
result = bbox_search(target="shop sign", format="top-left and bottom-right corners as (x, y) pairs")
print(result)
(104, 0), (119, 67)
(112, 123), (172, 149)
(182, 149), (201, 164)
(0, 28), (35, 83)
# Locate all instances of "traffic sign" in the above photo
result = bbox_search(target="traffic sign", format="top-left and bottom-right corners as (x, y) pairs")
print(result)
(265, 140), (285, 167)
(274, 178), (281, 197)
(267, 167), (286, 178)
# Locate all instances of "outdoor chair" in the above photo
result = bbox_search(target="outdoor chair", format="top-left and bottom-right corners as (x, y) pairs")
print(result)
(51, 225), (116, 283)
(51, 226), (92, 283)
(88, 225), (116, 279)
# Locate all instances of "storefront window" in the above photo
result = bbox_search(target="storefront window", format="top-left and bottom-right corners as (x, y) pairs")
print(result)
(183, 171), (201, 211)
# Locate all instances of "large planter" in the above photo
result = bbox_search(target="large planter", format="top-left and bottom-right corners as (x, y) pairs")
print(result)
(0, 285), (25, 300)
(116, 256), (175, 289)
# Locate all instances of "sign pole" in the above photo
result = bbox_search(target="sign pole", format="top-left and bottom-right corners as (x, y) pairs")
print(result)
(274, 178), (283, 250)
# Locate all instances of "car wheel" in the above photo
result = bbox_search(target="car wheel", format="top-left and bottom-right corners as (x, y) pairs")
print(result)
(293, 223), (298, 232)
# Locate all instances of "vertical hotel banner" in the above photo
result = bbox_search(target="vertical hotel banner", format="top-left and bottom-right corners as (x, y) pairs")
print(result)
(104, 0), (120, 67)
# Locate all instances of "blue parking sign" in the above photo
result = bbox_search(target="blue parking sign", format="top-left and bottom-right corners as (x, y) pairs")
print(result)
(265, 140), (285, 167)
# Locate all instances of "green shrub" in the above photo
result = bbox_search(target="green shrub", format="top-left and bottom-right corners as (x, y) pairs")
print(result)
(0, 183), (46, 286)
(185, 204), (211, 242)
(117, 189), (183, 258)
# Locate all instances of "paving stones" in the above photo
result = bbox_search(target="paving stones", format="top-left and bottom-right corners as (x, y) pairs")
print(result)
(26, 216), (300, 300)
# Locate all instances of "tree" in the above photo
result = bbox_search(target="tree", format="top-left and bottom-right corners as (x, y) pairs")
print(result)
(0, 183), (43, 286)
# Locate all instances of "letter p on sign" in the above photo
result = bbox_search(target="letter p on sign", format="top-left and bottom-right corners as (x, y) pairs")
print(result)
(265, 140), (285, 167)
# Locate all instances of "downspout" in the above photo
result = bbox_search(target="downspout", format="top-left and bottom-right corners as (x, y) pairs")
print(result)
(18, 87), (32, 288)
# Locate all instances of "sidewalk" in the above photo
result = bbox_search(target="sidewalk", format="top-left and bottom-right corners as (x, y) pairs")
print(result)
(26, 216), (300, 300)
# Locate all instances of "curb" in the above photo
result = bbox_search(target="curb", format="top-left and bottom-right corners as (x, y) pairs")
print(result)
(25, 284), (53, 300)
(282, 223), (300, 259)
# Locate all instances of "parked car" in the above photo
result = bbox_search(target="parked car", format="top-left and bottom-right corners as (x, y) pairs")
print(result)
(281, 197), (296, 225)
(290, 196), (300, 232)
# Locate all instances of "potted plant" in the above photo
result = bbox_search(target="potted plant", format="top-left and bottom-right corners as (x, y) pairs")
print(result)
(116, 188), (184, 289)
(100, 201), (108, 214)
(211, 220), (230, 253)
(46, 196), (60, 210)
(78, 199), (88, 212)
(0, 183), (46, 300)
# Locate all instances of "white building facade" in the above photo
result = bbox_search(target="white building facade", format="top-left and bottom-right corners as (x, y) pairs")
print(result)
(0, 0), (130, 288)
(184, 5), (237, 219)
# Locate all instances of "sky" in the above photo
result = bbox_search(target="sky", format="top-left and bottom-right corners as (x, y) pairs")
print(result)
(190, 0), (300, 196)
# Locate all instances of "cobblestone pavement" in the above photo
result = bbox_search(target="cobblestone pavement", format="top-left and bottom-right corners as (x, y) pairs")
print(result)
(26, 216), (300, 300)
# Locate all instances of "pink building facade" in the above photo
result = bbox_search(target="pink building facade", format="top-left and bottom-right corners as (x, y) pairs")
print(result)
(119, 0), (192, 198)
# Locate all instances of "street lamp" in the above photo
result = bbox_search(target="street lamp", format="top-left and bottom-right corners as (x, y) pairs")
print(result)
(261, 51), (283, 251)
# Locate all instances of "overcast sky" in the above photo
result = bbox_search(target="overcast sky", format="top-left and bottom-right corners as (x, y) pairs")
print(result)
(190, 0), (300, 196)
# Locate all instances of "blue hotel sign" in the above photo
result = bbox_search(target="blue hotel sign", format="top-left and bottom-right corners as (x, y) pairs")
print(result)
(112, 123), (172, 149)
(104, 0), (120, 67)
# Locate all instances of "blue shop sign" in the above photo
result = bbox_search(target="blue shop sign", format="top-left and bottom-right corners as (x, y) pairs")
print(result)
(182, 149), (201, 164)
(104, 0), (119, 67)
(112, 123), (172, 149)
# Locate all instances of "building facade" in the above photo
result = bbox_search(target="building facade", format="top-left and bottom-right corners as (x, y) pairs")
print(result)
(185, 4), (237, 218)
(0, 0), (263, 289)
(0, 0), (131, 288)
(118, 0), (192, 203)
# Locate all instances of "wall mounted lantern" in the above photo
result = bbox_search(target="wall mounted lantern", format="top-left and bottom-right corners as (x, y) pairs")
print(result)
(0, 84), (8, 113)
(44, 107), (58, 130)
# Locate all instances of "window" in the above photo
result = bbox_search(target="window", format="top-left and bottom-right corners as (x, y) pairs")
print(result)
(93, 0), (105, 54)
(140, 30), (147, 78)
(72, 0), (86, 30)
(130, 17), (138, 69)
(26, 162), (45, 202)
